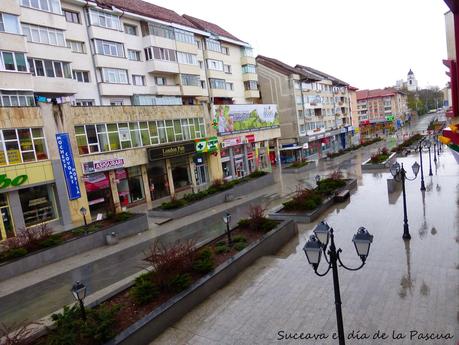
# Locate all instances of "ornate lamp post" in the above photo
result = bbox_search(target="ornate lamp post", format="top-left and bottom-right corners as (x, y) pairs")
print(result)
(79, 207), (88, 227)
(222, 212), (232, 246)
(390, 161), (420, 240)
(303, 221), (374, 345)
(71, 281), (87, 320)
(418, 138), (426, 191)
(424, 139), (433, 176)
(315, 174), (321, 187)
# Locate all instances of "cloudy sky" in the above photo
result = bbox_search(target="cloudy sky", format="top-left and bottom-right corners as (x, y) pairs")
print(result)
(146, 0), (450, 90)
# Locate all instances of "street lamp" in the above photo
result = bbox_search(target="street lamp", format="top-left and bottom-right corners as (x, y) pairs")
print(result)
(417, 138), (426, 191)
(303, 221), (373, 345)
(79, 206), (88, 227)
(315, 174), (321, 187)
(71, 281), (87, 321)
(424, 139), (433, 176)
(222, 212), (232, 246)
(433, 139), (437, 163)
(390, 161), (420, 240)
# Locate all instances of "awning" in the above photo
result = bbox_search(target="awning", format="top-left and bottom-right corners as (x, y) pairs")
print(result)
(280, 145), (302, 151)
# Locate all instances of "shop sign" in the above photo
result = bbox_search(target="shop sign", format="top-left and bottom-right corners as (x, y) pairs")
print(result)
(0, 174), (28, 189)
(195, 136), (219, 153)
(193, 155), (204, 165)
(247, 152), (254, 159)
(195, 139), (207, 153)
(83, 158), (125, 174)
(340, 128), (347, 133)
(302, 143), (309, 149)
(245, 134), (255, 143)
(221, 137), (241, 148)
(148, 141), (196, 161)
(56, 133), (81, 200)
(213, 104), (279, 135)
(385, 115), (395, 121)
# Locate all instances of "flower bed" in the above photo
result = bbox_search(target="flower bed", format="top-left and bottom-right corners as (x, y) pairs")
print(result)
(369, 147), (390, 164)
(326, 137), (383, 159)
(0, 213), (134, 264)
(286, 161), (310, 169)
(391, 134), (423, 153)
(159, 170), (268, 210)
(31, 208), (282, 345)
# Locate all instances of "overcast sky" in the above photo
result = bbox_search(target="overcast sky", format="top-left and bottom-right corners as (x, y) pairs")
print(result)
(145, 0), (450, 90)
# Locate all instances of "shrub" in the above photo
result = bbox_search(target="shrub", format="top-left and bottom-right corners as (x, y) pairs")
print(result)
(39, 234), (63, 248)
(328, 170), (344, 180)
(237, 219), (250, 228)
(0, 247), (28, 262)
(259, 218), (277, 232)
(234, 242), (247, 251)
(144, 240), (196, 289)
(317, 178), (346, 196)
(4, 223), (53, 252)
(248, 170), (267, 178)
(130, 273), (159, 305)
(160, 197), (187, 210)
(113, 212), (132, 222)
(192, 248), (214, 273)
(283, 186), (323, 211)
(215, 241), (226, 246)
(168, 273), (191, 292)
(81, 305), (121, 344)
(233, 235), (247, 243)
(215, 244), (230, 254)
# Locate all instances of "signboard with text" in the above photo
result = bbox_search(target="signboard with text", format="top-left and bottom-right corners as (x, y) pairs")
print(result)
(83, 158), (124, 174)
(56, 133), (81, 200)
(213, 104), (279, 135)
(148, 141), (196, 162)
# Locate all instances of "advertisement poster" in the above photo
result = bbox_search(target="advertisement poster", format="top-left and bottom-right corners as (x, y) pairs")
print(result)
(56, 133), (81, 200)
(214, 104), (279, 135)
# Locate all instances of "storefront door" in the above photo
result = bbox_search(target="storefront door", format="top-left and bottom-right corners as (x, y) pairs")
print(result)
(195, 164), (208, 186)
(0, 194), (14, 241)
(84, 172), (114, 218)
(147, 161), (170, 200)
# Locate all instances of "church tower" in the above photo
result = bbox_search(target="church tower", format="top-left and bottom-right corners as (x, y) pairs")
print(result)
(407, 69), (418, 91)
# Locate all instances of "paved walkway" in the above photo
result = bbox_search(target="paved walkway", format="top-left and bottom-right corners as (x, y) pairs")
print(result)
(0, 114), (438, 326)
(150, 143), (458, 345)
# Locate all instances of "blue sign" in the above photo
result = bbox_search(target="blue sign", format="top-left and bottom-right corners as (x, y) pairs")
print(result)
(56, 133), (81, 200)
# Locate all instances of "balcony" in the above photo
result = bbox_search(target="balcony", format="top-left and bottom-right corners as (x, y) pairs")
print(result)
(142, 35), (176, 50)
(181, 85), (205, 96)
(241, 55), (256, 65)
(93, 54), (128, 69)
(210, 88), (231, 98)
(33, 76), (77, 94)
(27, 42), (73, 62)
(88, 26), (125, 44)
(178, 64), (201, 75)
(0, 0), (21, 15)
(203, 50), (223, 61)
(207, 69), (227, 80)
(98, 82), (133, 96)
(0, 32), (27, 52)
(0, 71), (34, 90)
(153, 85), (181, 96)
(244, 90), (260, 99)
(146, 60), (179, 74)
(175, 41), (198, 54)
(20, 7), (66, 30)
(242, 73), (258, 82)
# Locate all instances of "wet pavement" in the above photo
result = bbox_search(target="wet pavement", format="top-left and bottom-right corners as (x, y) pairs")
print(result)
(151, 147), (458, 345)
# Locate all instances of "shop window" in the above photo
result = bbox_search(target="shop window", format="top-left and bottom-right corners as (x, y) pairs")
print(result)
(148, 121), (159, 144)
(222, 159), (232, 179)
(157, 121), (167, 144)
(75, 126), (89, 154)
(188, 119), (196, 139)
(170, 156), (191, 190)
(129, 122), (141, 147)
(117, 167), (145, 207)
(84, 172), (113, 218)
(107, 124), (121, 150)
(19, 185), (57, 227)
(165, 120), (174, 142)
(139, 122), (150, 146)
(147, 160), (169, 199)
(96, 124), (110, 152)
(0, 194), (14, 240)
(0, 128), (47, 165)
(173, 120), (183, 141)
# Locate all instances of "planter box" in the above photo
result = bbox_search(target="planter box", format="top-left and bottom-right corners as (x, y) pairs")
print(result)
(268, 179), (357, 223)
(104, 220), (297, 345)
(362, 152), (397, 171)
(282, 161), (316, 174)
(0, 213), (148, 282)
(149, 173), (274, 219)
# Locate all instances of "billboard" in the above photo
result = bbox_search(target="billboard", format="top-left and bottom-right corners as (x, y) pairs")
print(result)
(56, 133), (81, 200)
(213, 104), (279, 135)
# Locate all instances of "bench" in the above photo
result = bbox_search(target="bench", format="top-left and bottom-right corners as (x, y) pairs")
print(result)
(334, 189), (350, 203)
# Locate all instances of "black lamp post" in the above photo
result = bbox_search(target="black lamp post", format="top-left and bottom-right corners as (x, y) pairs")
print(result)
(433, 140), (437, 163)
(79, 206), (88, 227)
(418, 138), (426, 191)
(390, 161), (420, 240)
(71, 281), (87, 321)
(303, 221), (373, 345)
(315, 174), (321, 187)
(222, 212), (232, 246)
(424, 139), (433, 176)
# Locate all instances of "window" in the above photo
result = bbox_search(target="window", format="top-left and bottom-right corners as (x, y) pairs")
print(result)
(209, 78), (225, 89)
(132, 95), (182, 106)
(198, 60), (203, 69)
(20, 185), (57, 227)
(0, 128), (48, 166)
(89, 8), (121, 30)
(144, 47), (152, 61)
(63, 9), (80, 23)
(155, 77), (166, 86)
(174, 28), (195, 44)
(0, 51), (27, 72)
(124, 23), (137, 35)
(0, 91), (34, 107)
(241, 47), (253, 57)
(94, 39), (124, 58)
(221, 46), (229, 55)
(225, 82), (233, 91)
(196, 40), (202, 49)
(127, 49), (141, 61)
(20, 0), (61, 14)
(206, 59), (223, 71)
(0, 13), (21, 34)
(298, 110), (303, 117)
(132, 74), (145, 86)
(67, 40), (85, 53)
(73, 70), (89, 83)
(244, 80), (258, 90)
(101, 68), (128, 84)
(22, 24), (65, 46)
(177, 51), (197, 65)
(148, 23), (174, 39)
(181, 74), (200, 87)
(152, 47), (176, 62)
(74, 99), (94, 106)
(223, 64), (231, 74)
(200, 80), (206, 89)
(28, 58), (71, 78)
(242, 64), (256, 74)
(205, 38), (221, 52)
(110, 100), (124, 106)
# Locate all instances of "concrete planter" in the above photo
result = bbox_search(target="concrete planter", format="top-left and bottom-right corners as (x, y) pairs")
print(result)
(362, 152), (397, 171)
(104, 220), (297, 345)
(268, 179), (357, 223)
(0, 213), (148, 282)
(149, 173), (275, 219)
(282, 161), (316, 174)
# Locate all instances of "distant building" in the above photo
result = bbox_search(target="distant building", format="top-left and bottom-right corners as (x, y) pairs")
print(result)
(395, 69), (418, 91)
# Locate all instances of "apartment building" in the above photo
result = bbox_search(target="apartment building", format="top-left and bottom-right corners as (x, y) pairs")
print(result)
(443, 5), (459, 119)
(356, 88), (408, 138)
(0, 0), (260, 106)
(256, 55), (355, 163)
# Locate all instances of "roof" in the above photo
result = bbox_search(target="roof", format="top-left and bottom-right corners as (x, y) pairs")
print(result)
(182, 14), (242, 42)
(408, 69), (414, 75)
(256, 55), (321, 81)
(348, 86), (359, 91)
(89, 0), (196, 27)
(356, 88), (402, 100)
(295, 64), (349, 86)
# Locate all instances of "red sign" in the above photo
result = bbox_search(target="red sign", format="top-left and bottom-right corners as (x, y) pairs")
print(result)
(247, 152), (254, 159)
(222, 137), (241, 148)
(245, 134), (255, 143)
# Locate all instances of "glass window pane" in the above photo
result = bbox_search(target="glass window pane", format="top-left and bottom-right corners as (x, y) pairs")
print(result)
(15, 53), (27, 72)
(85, 125), (97, 144)
(35, 60), (45, 76)
(22, 151), (35, 162)
(108, 132), (120, 150)
(19, 185), (56, 227)
(53, 61), (63, 77)
(31, 128), (44, 138)
(44, 60), (54, 77)
(18, 128), (33, 151)
(3, 130), (17, 140)
(3, 52), (15, 70)
(140, 129), (150, 146)
(158, 127), (167, 143)
(148, 121), (157, 136)
(5, 141), (21, 164)
(98, 132), (110, 152)
(33, 138), (48, 159)
(74, 126), (85, 135)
